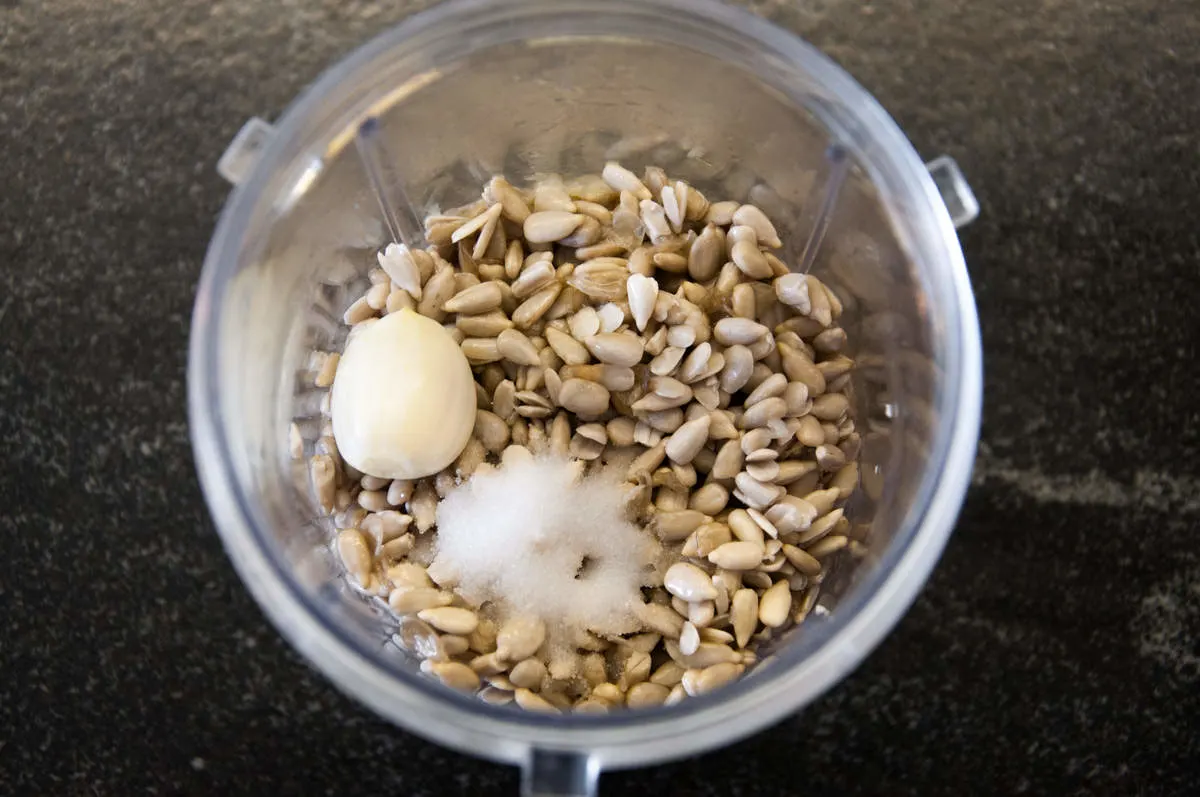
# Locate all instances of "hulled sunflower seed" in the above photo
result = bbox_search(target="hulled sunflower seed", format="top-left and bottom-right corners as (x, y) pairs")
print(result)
(627, 274), (658, 332)
(711, 440), (745, 481)
(731, 588), (758, 648)
(545, 326), (591, 365)
(336, 528), (372, 585)
(664, 414), (711, 465)
(731, 239), (772, 279)
(496, 328), (541, 366)
(584, 332), (644, 367)
(511, 260), (557, 299)
(757, 580), (792, 628)
(524, 211), (584, 243)
(514, 688), (560, 714)
(637, 601), (686, 638)
(708, 540), (765, 571)
(689, 482), (730, 515)
(557, 378), (611, 416)
(456, 310), (512, 337)
(462, 337), (503, 364)
(664, 562), (719, 602)
(714, 317), (768, 346)
(512, 282), (562, 328)
(418, 606), (479, 635)
(688, 223), (724, 281)
(496, 615), (546, 661)
(417, 268), (456, 322)
(443, 280), (503, 315)
(377, 243), (423, 300)
(602, 161), (652, 200)
(734, 472), (784, 509)
(732, 204), (782, 248)
(569, 258), (629, 302)
(389, 587), (453, 614)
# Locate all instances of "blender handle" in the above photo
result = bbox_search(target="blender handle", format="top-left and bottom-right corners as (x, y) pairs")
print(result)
(522, 750), (599, 797)
(925, 155), (980, 229)
(217, 117), (275, 186)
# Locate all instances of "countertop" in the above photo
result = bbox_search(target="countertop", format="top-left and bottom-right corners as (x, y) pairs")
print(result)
(2, 0), (1198, 794)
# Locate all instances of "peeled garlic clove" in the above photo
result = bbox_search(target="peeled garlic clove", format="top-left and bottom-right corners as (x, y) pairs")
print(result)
(332, 309), (475, 479)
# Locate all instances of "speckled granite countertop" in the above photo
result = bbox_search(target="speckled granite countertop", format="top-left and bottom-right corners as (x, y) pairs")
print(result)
(2, 0), (1197, 794)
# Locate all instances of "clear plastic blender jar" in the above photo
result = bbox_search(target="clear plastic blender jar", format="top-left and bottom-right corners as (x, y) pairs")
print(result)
(189, 0), (982, 793)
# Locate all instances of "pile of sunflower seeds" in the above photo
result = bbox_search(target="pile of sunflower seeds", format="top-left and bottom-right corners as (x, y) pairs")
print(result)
(304, 161), (861, 713)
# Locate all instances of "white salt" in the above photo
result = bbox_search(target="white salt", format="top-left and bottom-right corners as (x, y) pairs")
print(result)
(433, 456), (659, 644)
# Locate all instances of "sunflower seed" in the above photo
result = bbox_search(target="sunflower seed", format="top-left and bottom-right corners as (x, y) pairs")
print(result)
(764, 495), (818, 534)
(685, 662), (743, 697)
(742, 397), (788, 429)
(639, 200), (672, 243)
(714, 317), (768, 346)
(730, 239), (772, 279)
(496, 615), (546, 661)
(443, 281), (503, 315)
(512, 282), (562, 328)
(705, 200), (739, 226)
(679, 621), (701, 655)
(811, 393), (850, 422)
(676, 642), (739, 669)
(417, 606), (479, 635)
(732, 204), (782, 248)
(523, 211), (584, 243)
(625, 682), (670, 708)
(663, 327), (694, 352)
(511, 260), (557, 298)
(689, 482), (730, 515)
(627, 274), (658, 331)
(664, 414), (711, 465)
(569, 258), (629, 301)
(514, 688), (560, 714)
(486, 175), (531, 223)
(567, 306), (601, 340)
(734, 472), (784, 509)
(816, 444), (847, 471)
(377, 244), (423, 300)
(493, 328), (539, 367)
(602, 161), (652, 200)
(389, 587), (452, 614)
(678, 342), (714, 383)
(544, 326), (590, 366)
(731, 588), (758, 648)
(708, 540), (765, 570)
(456, 310), (512, 337)
(637, 602), (686, 638)
(336, 528), (372, 584)
(782, 543), (823, 577)
(664, 562), (718, 602)
(805, 274), (833, 327)
(461, 337), (502, 364)
(558, 378), (610, 416)
(711, 440), (745, 480)
(661, 183), (686, 233)
(794, 508), (845, 546)
(727, 225), (759, 252)
(585, 332), (644, 367)
(693, 521), (733, 557)
(757, 579), (792, 628)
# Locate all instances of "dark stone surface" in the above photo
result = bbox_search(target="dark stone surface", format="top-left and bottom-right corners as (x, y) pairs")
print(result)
(2, 0), (1197, 794)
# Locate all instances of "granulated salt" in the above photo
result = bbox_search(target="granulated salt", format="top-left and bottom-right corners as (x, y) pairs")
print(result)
(433, 456), (659, 644)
